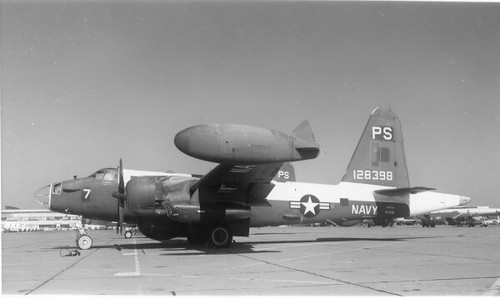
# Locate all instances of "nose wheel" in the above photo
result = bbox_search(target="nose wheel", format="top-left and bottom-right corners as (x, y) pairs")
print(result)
(75, 225), (93, 250)
(76, 235), (93, 250)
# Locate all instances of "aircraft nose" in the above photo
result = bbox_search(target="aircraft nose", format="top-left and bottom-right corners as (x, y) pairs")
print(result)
(459, 196), (471, 206)
(34, 185), (51, 209)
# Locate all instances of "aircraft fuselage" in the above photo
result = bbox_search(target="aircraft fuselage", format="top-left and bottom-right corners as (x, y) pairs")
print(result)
(40, 174), (467, 229)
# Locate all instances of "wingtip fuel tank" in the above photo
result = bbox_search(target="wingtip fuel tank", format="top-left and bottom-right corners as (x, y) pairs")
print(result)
(174, 122), (320, 164)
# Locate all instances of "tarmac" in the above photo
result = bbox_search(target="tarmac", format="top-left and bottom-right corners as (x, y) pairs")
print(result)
(2, 225), (500, 296)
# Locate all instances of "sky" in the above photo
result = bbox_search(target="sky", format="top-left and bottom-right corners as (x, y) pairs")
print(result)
(1, 1), (499, 209)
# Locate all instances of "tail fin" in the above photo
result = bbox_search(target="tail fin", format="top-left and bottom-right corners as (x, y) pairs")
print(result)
(291, 120), (316, 142)
(274, 162), (296, 182)
(291, 121), (320, 160)
(342, 106), (409, 188)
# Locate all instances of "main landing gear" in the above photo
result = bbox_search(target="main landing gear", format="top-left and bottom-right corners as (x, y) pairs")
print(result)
(124, 230), (133, 239)
(208, 225), (233, 248)
(124, 227), (137, 239)
(187, 223), (233, 248)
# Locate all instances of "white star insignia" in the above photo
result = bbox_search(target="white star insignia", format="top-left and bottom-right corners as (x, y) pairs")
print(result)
(301, 196), (319, 216)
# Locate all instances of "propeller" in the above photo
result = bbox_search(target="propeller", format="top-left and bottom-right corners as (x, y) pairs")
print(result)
(116, 158), (125, 235)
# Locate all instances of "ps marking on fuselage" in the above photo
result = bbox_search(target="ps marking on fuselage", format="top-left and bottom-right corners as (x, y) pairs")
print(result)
(289, 195), (330, 218)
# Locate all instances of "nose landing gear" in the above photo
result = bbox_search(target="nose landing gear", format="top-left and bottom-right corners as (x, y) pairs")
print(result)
(75, 226), (93, 250)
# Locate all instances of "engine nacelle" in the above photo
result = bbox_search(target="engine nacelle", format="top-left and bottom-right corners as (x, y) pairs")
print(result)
(125, 176), (197, 210)
(126, 177), (158, 209)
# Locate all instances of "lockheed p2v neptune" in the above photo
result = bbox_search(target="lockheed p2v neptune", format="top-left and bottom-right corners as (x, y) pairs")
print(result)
(34, 106), (471, 250)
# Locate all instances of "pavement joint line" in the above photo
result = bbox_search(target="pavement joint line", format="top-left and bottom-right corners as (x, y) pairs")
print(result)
(228, 262), (266, 269)
(369, 246), (500, 262)
(360, 275), (500, 286)
(25, 237), (113, 295)
(278, 242), (393, 262)
(238, 252), (402, 296)
(115, 237), (141, 278)
(131, 272), (334, 285)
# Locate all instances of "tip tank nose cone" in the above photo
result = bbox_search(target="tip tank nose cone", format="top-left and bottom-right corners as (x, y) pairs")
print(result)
(174, 129), (190, 152)
(459, 196), (471, 206)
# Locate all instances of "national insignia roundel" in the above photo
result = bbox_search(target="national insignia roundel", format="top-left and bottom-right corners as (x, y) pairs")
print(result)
(289, 195), (330, 218)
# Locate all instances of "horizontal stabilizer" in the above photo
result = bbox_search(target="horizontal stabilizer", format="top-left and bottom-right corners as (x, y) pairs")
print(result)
(374, 187), (436, 196)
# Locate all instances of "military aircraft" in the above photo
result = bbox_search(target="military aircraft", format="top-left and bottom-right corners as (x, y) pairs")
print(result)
(34, 106), (471, 250)
(431, 206), (500, 218)
(420, 206), (500, 227)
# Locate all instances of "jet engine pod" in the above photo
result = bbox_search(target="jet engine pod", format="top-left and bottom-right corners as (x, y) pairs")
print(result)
(126, 177), (158, 209)
(174, 122), (320, 164)
(333, 219), (362, 227)
(137, 218), (188, 241)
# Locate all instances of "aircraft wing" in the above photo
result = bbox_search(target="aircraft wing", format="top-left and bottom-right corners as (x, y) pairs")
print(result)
(192, 162), (284, 206)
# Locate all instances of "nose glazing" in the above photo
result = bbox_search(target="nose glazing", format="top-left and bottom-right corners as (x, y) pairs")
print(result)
(34, 185), (51, 209)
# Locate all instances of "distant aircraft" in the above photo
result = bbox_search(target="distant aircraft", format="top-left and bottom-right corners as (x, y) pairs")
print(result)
(34, 106), (471, 250)
(432, 206), (500, 218)
(428, 206), (500, 226)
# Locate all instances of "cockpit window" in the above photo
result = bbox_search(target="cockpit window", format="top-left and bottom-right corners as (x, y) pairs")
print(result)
(103, 171), (116, 181)
(52, 183), (62, 194)
(89, 168), (118, 181)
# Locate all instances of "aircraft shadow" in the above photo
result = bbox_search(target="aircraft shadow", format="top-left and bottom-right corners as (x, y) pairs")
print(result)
(52, 240), (277, 255)
(52, 235), (439, 255)
(250, 232), (298, 236)
(240, 235), (438, 246)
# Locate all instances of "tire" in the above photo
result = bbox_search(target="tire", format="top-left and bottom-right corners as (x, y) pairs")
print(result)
(124, 231), (132, 239)
(77, 235), (93, 250)
(209, 225), (233, 248)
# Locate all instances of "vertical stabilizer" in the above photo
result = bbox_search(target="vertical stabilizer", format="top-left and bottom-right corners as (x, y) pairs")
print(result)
(291, 121), (316, 142)
(342, 106), (409, 188)
(291, 120), (320, 160)
(273, 162), (296, 182)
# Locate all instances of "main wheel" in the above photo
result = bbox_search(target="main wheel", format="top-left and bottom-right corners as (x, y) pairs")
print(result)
(124, 231), (133, 239)
(209, 225), (233, 248)
(77, 235), (93, 250)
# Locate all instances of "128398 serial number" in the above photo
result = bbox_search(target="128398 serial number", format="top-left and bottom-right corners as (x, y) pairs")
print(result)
(353, 170), (393, 181)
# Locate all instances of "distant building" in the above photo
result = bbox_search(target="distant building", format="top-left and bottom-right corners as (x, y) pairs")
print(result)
(1, 209), (81, 232)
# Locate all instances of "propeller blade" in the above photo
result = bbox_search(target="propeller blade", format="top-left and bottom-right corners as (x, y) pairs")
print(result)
(118, 205), (124, 235)
(116, 158), (125, 235)
(118, 158), (125, 196)
(117, 203), (122, 235)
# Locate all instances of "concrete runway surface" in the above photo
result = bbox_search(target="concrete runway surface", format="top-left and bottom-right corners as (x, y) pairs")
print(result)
(2, 225), (500, 296)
